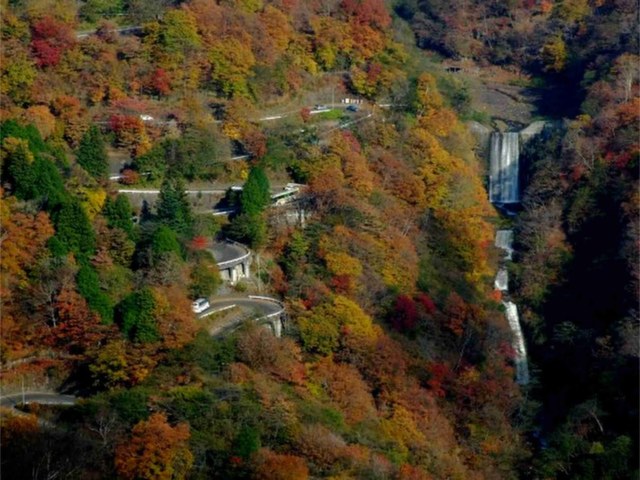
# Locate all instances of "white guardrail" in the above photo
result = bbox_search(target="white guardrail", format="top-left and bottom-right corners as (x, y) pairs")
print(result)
(199, 304), (237, 319)
(215, 240), (252, 269)
(248, 296), (285, 319)
(199, 296), (284, 321)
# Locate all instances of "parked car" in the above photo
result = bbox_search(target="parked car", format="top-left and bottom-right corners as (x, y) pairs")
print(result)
(346, 105), (359, 112)
(192, 298), (210, 313)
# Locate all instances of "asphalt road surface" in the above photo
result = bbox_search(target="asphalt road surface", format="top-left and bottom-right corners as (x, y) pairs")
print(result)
(210, 241), (250, 266)
(200, 296), (284, 336)
(0, 392), (77, 408)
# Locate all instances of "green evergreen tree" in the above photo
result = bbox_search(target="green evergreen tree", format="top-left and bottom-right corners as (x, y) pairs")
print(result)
(4, 139), (36, 200)
(117, 288), (158, 343)
(151, 225), (182, 260)
(189, 253), (221, 298)
(4, 140), (67, 208)
(32, 156), (67, 208)
(225, 167), (270, 247)
(51, 199), (96, 259)
(156, 178), (193, 234)
(109, 387), (151, 424)
(77, 263), (114, 323)
(234, 425), (261, 460)
(166, 125), (229, 180)
(76, 125), (108, 180)
(0, 120), (47, 153)
(240, 166), (271, 216)
(226, 212), (267, 248)
(103, 194), (135, 237)
(133, 143), (166, 182)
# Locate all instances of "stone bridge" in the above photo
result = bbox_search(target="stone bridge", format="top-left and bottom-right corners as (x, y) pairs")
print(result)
(210, 240), (251, 284)
(199, 296), (286, 337)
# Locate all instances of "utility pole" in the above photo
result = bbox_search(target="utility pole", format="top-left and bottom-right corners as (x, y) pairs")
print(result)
(21, 375), (25, 405)
(257, 253), (263, 294)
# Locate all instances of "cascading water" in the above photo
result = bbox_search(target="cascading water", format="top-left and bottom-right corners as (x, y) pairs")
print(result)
(485, 124), (543, 385)
(494, 230), (514, 260)
(503, 300), (530, 385)
(494, 268), (509, 291)
(487, 129), (530, 384)
(494, 230), (530, 385)
(489, 132), (520, 204)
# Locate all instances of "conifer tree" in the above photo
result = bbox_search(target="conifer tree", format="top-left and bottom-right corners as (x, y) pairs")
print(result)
(3, 138), (36, 200)
(117, 288), (158, 343)
(151, 225), (182, 259)
(76, 125), (108, 179)
(240, 166), (271, 216)
(51, 198), (96, 259)
(103, 194), (135, 237)
(76, 263), (113, 323)
(157, 178), (193, 235)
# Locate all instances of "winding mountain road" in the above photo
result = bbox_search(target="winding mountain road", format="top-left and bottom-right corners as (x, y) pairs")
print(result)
(199, 296), (285, 337)
(76, 25), (143, 39)
(210, 241), (250, 269)
(0, 392), (77, 408)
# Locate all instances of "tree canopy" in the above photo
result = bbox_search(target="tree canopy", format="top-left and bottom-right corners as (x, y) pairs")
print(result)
(76, 125), (108, 180)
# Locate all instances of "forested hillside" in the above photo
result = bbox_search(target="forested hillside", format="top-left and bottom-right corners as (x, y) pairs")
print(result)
(0, 0), (637, 479)
(400, 0), (639, 477)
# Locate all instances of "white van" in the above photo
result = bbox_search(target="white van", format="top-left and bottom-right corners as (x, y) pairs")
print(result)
(192, 298), (210, 313)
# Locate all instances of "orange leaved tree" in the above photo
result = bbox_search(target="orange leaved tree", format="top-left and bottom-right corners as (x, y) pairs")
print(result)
(115, 413), (193, 480)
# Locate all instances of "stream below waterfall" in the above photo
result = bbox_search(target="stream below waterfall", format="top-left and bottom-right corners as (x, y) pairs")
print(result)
(494, 230), (530, 385)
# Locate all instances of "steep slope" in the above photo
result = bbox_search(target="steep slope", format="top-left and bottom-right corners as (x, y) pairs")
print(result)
(0, 1), (571, 479)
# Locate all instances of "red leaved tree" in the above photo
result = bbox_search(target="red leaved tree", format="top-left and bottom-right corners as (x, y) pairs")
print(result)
(150, 68), (172, 96)
(415, 292), (436, 314)
(47, 287), (111, 354)
(189, 235), (208, 250)
(31, 16), (75, 67)
(389, 294), (418, 332)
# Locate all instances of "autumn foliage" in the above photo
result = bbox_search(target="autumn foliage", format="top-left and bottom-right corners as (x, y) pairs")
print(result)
(389, 294), (419, 332)
(115, 413), (193, 480)
(252, 448), (309, 480)
(31, 16), (75, 67)
(1, 0), (635, 478)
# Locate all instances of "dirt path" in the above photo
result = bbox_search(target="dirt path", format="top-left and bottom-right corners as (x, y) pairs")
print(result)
(471, 80), (541, 129)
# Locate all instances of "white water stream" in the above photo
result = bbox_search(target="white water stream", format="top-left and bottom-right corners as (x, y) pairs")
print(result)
(494, 121), (547, 441)
(503, 300), (530, 385)
(488, 126), (542, 385)
(489, 132), (520, 204)
(495, 229), (530, 385)
(495, 229), (514, 260)
(494, 268), (509, 291)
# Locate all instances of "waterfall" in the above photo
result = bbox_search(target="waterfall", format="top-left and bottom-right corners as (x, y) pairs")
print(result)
(484, 122), (545, 385)
(486, 124), (543, 385)
(494, 230), (514, 260)
(494, 268), (509, 291)
(503, 301), (530, 385)
(494, 229), (530, 385)
(489, 132), (520, 204)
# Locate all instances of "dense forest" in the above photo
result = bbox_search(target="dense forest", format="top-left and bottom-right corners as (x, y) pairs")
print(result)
(0, 0), (637, 479)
